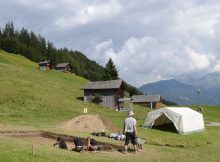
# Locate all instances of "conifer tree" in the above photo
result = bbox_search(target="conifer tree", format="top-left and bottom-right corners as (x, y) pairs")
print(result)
(103, 58), (119, 80)
(3, 22), (14, 37)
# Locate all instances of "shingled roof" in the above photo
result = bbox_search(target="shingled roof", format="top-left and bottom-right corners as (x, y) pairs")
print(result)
(82, 79), (123, 90)
(132, 95), (161, 102)
(56, 63), (70, 68)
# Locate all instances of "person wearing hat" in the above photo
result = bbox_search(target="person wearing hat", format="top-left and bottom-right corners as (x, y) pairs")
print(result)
(123, 110), (137, 154)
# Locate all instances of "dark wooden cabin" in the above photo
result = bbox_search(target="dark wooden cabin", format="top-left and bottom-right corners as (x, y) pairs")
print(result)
(39, 61), (55, 70)
(55, 63), (72, 73)
(82, 79), (125, 109)
(131, 95), (161, 109)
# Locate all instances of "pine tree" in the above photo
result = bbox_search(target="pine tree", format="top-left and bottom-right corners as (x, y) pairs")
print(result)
(46, 41), (55, 61)
(3, 22), (14, 37)
(103, 58), (119, 80)
(19, 28), (30, 46)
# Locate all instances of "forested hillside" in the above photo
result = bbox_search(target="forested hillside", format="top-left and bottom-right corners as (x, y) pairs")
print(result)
(0, 22), (142, 95)
(0, 22), (104, 81)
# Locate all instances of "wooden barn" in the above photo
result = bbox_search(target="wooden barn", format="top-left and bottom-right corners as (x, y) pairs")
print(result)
(39, 61), (55, 70)
(55, 63), (72, 73)
(131, 95), (161, 109)
(82, 79), (125, 109)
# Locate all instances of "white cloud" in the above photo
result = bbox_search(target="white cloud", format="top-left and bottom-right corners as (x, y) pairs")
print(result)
(95, 39), (113, 52)
(186, 47), (210, 70)
(11, 0), (57, 10)
(92, 35), (217, 86)
(173, 2), (220, 38)
(54, 0), (122, 28)
(214, 64), (220, 72)
(1, 0), (220, 87)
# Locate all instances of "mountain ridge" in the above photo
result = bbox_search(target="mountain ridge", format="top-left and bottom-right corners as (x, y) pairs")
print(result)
(139, 75), (220, 105)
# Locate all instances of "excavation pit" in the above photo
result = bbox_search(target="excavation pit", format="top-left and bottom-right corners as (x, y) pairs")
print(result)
(0, 130), (124, 152)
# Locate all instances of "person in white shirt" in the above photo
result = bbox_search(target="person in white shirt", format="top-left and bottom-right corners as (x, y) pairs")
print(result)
(123, 111), (137, 153)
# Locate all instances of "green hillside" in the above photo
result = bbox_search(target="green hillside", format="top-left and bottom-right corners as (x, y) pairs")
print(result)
(0, 50), (85, 126)
(0, 50), (220, 162)
(0, 50), (129, 129)
(0, 22), (143, 96)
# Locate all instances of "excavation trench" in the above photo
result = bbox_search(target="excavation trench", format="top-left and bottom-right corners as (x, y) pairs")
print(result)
(0, 130), (123, 152)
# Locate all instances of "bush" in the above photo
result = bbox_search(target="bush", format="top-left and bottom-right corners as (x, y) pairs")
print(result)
(92, 94), (103, 104)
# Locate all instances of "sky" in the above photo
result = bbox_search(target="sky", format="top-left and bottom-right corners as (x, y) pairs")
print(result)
(1, 0), (220, 87)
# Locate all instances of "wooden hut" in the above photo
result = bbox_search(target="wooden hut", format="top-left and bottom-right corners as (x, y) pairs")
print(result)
(55, 63), (72, 73)
(131, 95), (161, 109)
(39, 61), (55, 70)
(82, 79), (125, 109)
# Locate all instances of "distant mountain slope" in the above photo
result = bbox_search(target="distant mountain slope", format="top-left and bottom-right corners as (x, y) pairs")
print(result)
(139, 79), (220, 105)
(178, 72), (220, 89)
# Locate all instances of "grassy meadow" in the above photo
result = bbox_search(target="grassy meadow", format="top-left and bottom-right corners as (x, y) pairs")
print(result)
(0, 50), (220, 162)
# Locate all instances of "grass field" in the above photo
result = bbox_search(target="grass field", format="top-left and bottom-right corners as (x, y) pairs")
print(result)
(0, 50), (220, 162)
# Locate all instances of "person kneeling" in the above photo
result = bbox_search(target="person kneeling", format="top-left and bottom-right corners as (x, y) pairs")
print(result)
(86, 137), (98, 151)
(53, 137), (67, 150)
(71, 138), (84, 152)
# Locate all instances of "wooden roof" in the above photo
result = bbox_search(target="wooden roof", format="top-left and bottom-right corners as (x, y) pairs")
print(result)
(132, 95), (161, 102)
(56, 63), (70, 68)
(82, 79), (123, 90)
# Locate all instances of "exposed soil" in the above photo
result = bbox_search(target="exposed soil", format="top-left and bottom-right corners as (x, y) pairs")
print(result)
(0, 123), (7, 128)
(57, 115), (116, 132)
(0, 130), (123, 152)
(0, 130), (40, 136)
(15, 135), (59, 145)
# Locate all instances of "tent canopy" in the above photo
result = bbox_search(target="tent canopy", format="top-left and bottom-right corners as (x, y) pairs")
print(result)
(143, 107), (205, 134)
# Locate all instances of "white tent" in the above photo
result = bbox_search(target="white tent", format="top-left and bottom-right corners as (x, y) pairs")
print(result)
(143, 107), (205, 134)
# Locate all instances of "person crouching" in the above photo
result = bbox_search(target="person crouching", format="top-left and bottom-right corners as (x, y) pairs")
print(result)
(71, 138), (84, 152)
(86, 137), (98, 151)
(53, 137), (67, 150)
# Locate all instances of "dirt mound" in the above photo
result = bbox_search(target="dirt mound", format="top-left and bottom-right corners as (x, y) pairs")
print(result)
(57, 115), (112, 132)
(0, 123), (7, 128)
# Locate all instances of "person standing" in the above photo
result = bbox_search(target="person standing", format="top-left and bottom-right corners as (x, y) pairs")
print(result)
(123, 111), (137, 154)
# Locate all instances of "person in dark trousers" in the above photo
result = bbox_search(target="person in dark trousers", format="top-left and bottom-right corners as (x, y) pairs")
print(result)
(123, 111), (137, 154)
(71, 138), (84, 152)
(53, 137), (68, 149)
(86, 137), (98, 151)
